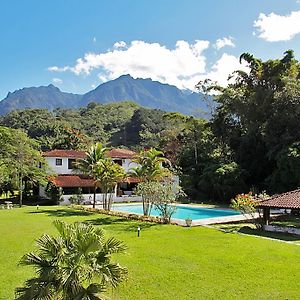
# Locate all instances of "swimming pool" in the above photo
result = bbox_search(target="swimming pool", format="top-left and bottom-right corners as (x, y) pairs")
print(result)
(112, 204), (240, 220)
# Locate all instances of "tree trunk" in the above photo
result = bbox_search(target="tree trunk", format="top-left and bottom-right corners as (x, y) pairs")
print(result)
(19, 176), (23, 207)
(93, 185), (96, 209)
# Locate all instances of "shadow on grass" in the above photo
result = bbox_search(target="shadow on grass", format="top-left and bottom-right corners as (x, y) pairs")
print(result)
(28, 208), (93, 217)
(238, 226), (300, 242)
(86, 216), (159, 231)
(28, 208), (159, 232)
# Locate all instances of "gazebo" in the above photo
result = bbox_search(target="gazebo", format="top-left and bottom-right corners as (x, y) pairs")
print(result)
(258, 189), (300, 225)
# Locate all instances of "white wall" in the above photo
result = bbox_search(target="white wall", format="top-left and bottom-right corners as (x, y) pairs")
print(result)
(46, 157), (138, 175)
(60, 193), (142, 205)
(121, 158), (139, 173)
(46, 157), (78, 174)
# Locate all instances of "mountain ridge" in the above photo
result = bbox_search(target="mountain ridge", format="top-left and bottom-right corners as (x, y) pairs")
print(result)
(0, 75), (208, 116)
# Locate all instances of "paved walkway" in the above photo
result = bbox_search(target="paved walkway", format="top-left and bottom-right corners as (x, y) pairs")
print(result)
(171, 213), (261, 226)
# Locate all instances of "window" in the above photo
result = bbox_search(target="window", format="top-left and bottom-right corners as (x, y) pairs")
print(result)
(56, 158), (63, 166)
(68, 159), (76, 169)
(114, 159), (122, 166)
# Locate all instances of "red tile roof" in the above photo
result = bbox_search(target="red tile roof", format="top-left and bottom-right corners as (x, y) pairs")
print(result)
(50, 175), (140, 187)
(50, 175), (94, 188)
(109, 148), (136, 159)
(43, 150), (86, 158)
(258, 189), (300, 209)
(43, 148), (136, 159)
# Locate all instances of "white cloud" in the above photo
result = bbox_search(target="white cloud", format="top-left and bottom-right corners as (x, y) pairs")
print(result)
(48, 40), (247, 89)
(48, 66), (70, 72)
(254, 10), (300, 41)
(113, 41), (127, 49)
(213, 37), (235, 50)
(93, 37), (96, 43)
(200, 53), (248, 87)
(52, 78), (63, 84)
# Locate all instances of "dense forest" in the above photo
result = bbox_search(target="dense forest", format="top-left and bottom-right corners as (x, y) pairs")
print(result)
(1, 50), (300, 203)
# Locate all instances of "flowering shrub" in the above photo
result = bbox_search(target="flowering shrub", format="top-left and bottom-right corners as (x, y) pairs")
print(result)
(230, 192), (258, 215)
(231, 191), (270, 229)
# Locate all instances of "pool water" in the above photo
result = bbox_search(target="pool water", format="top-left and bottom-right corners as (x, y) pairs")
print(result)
(112, 204), (240, 220)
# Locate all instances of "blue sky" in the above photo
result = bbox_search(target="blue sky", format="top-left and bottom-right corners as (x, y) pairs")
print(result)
(1, 0), (300, 99)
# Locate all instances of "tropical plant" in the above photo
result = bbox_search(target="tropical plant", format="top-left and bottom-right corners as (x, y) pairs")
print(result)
(69, 187), (84, 205)
(130, 148), (171, 182)
(0, 126), (49, 206)
(75, 143), (108, 208)
(45, 182), (64, 205)
(15, 220), (127, 300)
(131, 148), (172, 215)
(135, 181), (184, 221)
(95, 158), (126, 211)
(230, 191), (268, 229)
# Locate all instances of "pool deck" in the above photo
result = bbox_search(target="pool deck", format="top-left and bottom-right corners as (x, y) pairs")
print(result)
(92, 202), (260, 227)
(171, 212), (261, 226)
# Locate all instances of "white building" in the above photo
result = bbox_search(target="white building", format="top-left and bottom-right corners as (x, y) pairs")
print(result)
(40, 149), (141, 205)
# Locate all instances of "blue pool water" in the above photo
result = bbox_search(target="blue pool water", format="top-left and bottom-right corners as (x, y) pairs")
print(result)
(112, 204), (240, 220)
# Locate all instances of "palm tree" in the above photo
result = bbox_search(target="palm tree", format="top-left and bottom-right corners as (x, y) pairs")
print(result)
(130, 148), (171, 215)
(130, 148), (171, 182)
(96, 158), (126, 211)
(75, 143), (108, 208)
(15, 220), (127, 300)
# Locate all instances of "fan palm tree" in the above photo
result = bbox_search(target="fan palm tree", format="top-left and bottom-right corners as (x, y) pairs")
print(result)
(15, 220), (127, 300)
(75, 143), (108, 208)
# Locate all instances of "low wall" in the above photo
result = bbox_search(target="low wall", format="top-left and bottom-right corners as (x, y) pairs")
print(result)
(263, 224), (300, 236)
(60, 194), (142, 205)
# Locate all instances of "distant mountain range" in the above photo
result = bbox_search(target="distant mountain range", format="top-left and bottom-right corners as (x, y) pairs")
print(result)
(0, 75), (209, 116)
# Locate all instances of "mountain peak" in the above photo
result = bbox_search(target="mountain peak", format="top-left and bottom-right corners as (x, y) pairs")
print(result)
(0, 77), (208, 117)
(117, 74), (134, 80)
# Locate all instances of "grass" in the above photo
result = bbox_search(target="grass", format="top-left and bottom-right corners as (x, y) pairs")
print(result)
(1, 207), (300, 299)
(213, 222), (300, 244)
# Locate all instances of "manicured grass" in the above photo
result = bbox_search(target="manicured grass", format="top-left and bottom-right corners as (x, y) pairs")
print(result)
(1, 207), (300, 299)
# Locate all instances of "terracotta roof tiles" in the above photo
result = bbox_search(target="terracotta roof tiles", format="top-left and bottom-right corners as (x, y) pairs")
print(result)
(258, 189), (300, 209)
(43, 148), (136, 159)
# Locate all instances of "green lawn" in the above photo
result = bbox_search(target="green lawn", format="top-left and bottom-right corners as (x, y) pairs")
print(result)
(1, 207), (300, 299)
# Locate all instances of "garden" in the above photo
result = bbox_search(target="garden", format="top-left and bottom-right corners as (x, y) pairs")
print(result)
(1, 206), (300, 299)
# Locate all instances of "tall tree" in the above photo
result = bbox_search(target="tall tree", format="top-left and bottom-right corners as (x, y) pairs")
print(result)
(75, 143), (108, 208)
(200, 50), (300, 194)
(130, 148), (171, 215)
(0, 126), (48, 205)
(95, 158), (126, 211)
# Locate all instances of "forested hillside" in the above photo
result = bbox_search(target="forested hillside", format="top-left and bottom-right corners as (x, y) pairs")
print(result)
(2, 51), (300, 203)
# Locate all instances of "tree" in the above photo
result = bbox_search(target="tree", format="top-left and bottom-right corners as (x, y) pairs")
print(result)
(0, 126), (49, 205)
(199, 50), (300, 195)
(130, 148), (171, 182)
(75, 143), (108, 208)
(131, 148), (172, 215)
(16, 220), (127, 300)
(95, 158), (126, 211)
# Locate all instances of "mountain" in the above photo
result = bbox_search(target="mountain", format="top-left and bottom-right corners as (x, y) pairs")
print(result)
(81, 75), (208, 115)
(0, 75), (208, 116)
(0, 84), (82, 115)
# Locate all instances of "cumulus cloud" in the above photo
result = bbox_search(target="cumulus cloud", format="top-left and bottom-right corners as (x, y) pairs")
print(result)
(52, 78), (63, 84)
(48, 40), (247, 89)
(113, 41), (127, 48)
(200, 53), (248, 87)
(254, 10), (300, 41)
(213, 37), (235, 50)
